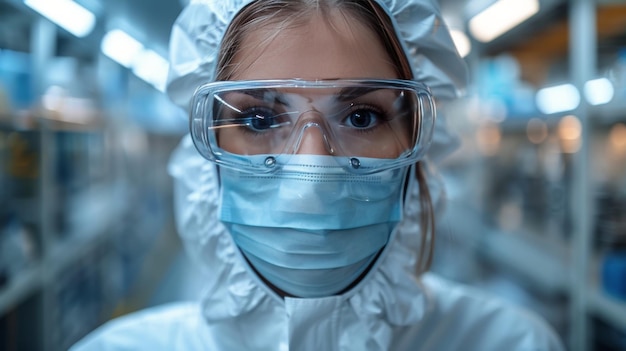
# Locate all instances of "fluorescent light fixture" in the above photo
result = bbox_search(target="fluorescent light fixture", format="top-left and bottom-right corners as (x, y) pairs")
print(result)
(584, 78), (614, 105)
(469, 0), (540, 42)
(101, 29), (144, 68)
(536, 84), (581, 115)
(100, 29), (170, 93)
(24, 0), (96, 38)
(132, 49), (169, 92)
(450, 29), (472, 58)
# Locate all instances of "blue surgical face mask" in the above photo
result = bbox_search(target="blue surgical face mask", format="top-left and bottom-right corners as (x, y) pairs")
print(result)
(219, 154), (408, 298)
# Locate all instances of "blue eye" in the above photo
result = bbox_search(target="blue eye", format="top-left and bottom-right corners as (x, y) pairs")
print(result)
(240, 107), (292, 132)
(345, 109), (381, 129)
(239, 108), (276, 131)
(249, 114), (273, 131)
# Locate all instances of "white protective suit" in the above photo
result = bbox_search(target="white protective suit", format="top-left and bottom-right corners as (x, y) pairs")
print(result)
(71, 0), (565, 350)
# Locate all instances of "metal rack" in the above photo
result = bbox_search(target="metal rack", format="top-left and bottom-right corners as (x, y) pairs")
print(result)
(436, 1), (626, 350)
(0, 119), (125, 350)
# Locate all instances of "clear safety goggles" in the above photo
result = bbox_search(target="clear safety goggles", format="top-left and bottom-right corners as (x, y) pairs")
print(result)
(190, 79), (436, 174)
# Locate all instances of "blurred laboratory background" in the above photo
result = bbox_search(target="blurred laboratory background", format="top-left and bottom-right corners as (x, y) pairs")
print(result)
(0, 0), (625, 350)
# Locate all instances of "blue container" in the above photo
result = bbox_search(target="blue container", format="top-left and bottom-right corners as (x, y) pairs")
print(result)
(602, 249), (626, 301)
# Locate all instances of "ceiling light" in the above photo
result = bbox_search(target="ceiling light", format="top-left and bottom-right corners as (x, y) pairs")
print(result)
(584, 78), (614, 105)
(101, 29), (144, 68)
(450, 30), (471, 58)
(469, 0), (540, 42)
(132, 49), (169, 92)
(24, 0), (96, 38)
(536, 84), (580, 115)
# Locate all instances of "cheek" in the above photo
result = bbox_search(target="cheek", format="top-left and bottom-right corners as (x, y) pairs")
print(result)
(216, 129), (284, 155)
(366, 135), (407, 159)
(216, 129), (246, 154)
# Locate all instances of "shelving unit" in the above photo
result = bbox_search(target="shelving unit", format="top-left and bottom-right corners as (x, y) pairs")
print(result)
(467, 218), (626, 333)
(588, 287), (626, 331)
(0, 115), (183, 351)
(481, 228), (570, 295)
(434, 1), (626, 350)
(0, 226), (116, 317)
(0, 1), (187, 350)
(0, 262), (42, 316)
(0, 119), (124, 351)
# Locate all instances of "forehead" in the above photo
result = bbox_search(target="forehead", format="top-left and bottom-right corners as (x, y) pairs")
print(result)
(230, 10), (399, 81)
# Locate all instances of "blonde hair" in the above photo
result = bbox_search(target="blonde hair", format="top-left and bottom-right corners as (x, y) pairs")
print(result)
(216, 0), (435, 274)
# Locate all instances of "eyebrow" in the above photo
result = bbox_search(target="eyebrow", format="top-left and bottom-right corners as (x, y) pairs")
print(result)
(336, 87), (384, 102)
(235, 86), (386, 105)
(238, 88), (290, 106)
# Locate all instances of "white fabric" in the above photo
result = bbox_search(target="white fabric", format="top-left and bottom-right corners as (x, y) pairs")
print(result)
(69, 277), (563, 351)
(70, 136), (564, 351)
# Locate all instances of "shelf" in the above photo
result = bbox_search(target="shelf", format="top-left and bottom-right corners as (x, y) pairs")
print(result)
(46, 226), (113, 277)
(591, 97), (626, 125)
(9, 197), (40, 224)
(0, 208), (118, 316)
(0, 264), (42, 315)
(481, 229), (570, 295)
(440, 200), (571, 296)
(588, 287), (626, 330)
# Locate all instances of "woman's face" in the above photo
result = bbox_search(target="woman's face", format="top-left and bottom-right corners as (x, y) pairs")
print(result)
(219, 11), (404, 156)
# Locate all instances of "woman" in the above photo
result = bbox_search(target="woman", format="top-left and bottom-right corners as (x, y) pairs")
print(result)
(72, 0), (564, 350)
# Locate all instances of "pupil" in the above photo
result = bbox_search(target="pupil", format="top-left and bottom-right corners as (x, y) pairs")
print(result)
(251, 115), (272, 130)
(351, 111), (371, 128)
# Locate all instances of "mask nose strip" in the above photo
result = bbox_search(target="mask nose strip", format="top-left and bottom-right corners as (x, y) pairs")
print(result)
(293, 122), (335, 155)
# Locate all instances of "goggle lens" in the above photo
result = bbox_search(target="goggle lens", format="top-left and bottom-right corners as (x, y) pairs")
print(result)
(191, 80), (435, 173)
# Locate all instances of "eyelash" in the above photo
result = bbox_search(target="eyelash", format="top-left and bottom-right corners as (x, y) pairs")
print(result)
(219, 99), (394, 134)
